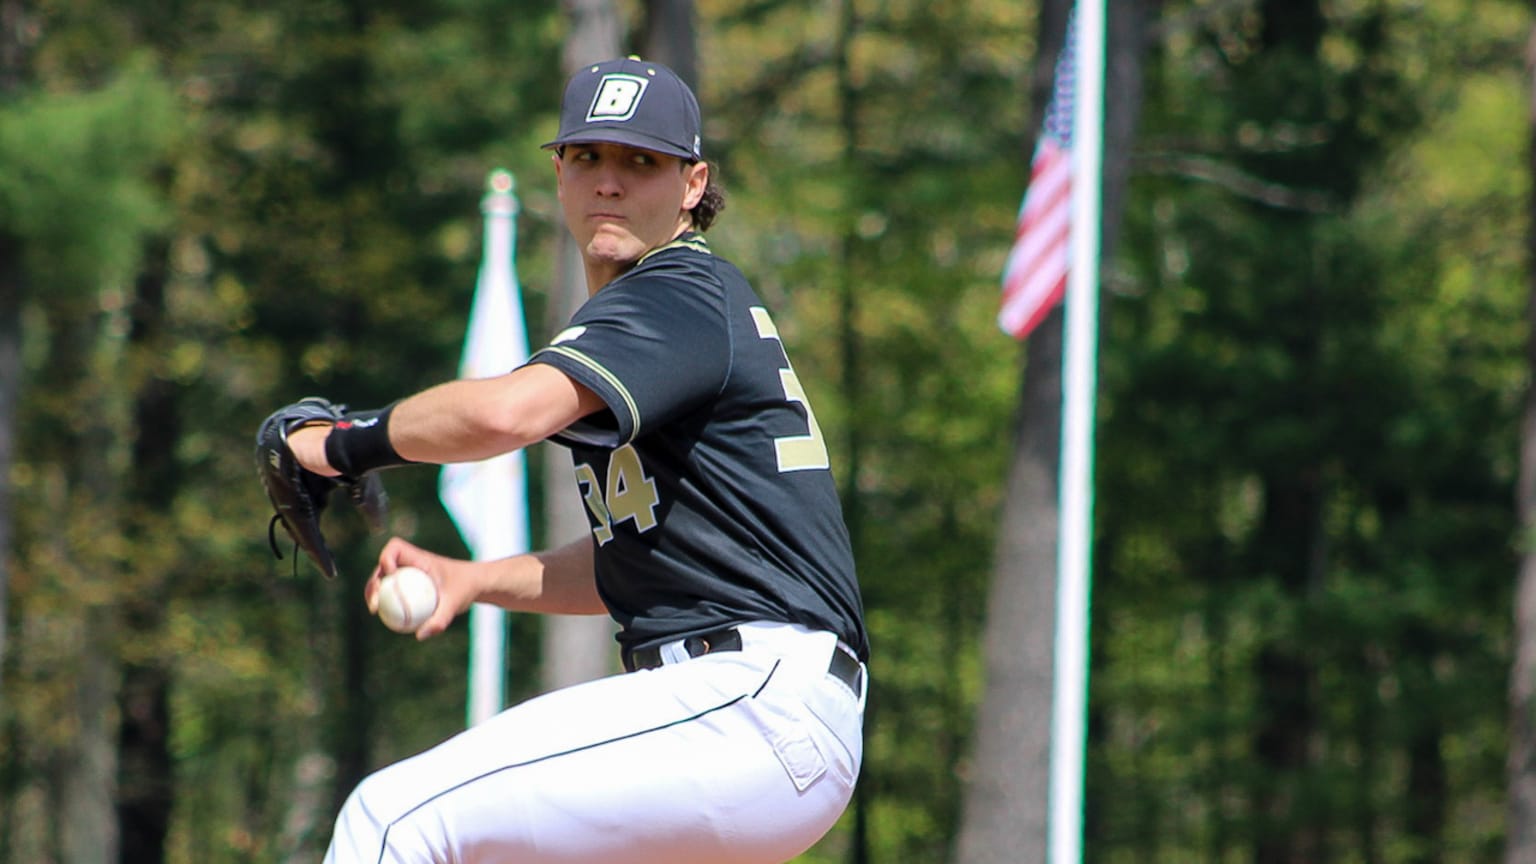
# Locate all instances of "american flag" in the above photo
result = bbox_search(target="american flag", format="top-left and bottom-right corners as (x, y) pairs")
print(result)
(999, 11), (1077, 340)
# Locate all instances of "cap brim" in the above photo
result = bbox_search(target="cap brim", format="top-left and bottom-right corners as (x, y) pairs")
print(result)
(541, 128), (697, 160)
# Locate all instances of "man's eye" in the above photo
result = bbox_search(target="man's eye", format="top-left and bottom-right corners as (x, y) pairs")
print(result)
(632, 153), (655, 166)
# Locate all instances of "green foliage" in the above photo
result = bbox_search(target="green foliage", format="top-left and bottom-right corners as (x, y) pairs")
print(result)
(1093, 0), (1529, 859)
(0, 55), (179, 295)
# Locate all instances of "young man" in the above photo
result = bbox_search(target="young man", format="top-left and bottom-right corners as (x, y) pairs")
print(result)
(279, 57), (869, 863)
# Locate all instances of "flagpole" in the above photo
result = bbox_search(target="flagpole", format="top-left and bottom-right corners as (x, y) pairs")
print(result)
(1050, 0), (1104, 862)
(440, 169), (531, 727)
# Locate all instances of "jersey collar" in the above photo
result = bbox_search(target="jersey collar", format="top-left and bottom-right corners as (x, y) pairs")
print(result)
(638, 231), (710, 266)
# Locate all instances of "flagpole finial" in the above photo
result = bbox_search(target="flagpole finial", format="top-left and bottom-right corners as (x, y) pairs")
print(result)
(483, 170), (518, 217)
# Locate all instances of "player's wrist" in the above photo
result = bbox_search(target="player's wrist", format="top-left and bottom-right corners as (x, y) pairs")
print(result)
(287, 425), (342, 477)
(324, 402), (416, 479)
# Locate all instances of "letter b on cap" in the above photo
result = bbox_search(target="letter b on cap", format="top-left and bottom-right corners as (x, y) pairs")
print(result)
(587, 75), (649, 122)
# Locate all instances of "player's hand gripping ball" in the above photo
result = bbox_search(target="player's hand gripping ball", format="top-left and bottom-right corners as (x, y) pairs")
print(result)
(376, 566), (439, 634)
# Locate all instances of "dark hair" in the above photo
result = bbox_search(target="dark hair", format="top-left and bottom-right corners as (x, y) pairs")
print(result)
(689, 162), (726, 232)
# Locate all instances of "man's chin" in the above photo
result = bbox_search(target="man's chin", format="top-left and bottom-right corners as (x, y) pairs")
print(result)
(585, 236), (643, 266)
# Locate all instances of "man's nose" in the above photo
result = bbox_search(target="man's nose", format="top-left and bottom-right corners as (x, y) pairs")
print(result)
(593, 163), (624, 196)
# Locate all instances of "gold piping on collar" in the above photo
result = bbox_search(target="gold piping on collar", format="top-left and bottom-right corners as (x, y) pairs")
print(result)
(638, 233), (710, 266)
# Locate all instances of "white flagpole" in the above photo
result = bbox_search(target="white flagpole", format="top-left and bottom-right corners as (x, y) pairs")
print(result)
(1050, 1), (1105, 863)
(439, 170), (531, 727)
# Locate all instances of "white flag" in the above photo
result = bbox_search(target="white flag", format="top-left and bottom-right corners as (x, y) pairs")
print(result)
(439, 170), (529, 725)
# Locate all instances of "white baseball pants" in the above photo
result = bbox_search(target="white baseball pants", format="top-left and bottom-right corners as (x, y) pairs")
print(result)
(322, 622), (866, 863)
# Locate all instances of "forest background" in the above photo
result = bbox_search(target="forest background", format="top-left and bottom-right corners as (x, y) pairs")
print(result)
(1, 0), (1533, 863)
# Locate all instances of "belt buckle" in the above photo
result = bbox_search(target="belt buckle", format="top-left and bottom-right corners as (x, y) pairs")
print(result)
(829, 643), (864, 693)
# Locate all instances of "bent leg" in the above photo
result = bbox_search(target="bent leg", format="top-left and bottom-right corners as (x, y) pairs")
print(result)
(324, 650), (861, 864)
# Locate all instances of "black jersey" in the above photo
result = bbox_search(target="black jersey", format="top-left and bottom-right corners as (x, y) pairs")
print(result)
(529, 233), (868, 661)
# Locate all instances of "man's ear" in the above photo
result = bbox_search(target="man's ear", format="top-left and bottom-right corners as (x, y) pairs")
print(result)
(553, 152), (565, 199)
(683, 161), (709, 209)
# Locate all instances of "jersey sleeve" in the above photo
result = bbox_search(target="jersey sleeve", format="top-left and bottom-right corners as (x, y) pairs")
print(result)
(531, 272), (730, 448)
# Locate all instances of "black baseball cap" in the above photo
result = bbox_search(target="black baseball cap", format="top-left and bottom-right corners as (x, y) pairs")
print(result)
(542, 57), (703, 162)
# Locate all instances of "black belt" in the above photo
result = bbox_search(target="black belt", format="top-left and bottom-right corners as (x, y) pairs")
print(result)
(625, 626), (864, 693)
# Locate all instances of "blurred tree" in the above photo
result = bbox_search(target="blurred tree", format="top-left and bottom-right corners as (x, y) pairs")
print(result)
(538, 0), (623, 694)
(0, 0), (25, 735)
(1507, 14), (1536, 864)
(951, 0), (1074, 859)
(642, 0), (696, 87)
(116, 237), (176, 863)
(0, 16), (177, 851)
(0, 1), (565, 859)
(955, 1), (1153, 862)
(1098, 0), (1524, 859)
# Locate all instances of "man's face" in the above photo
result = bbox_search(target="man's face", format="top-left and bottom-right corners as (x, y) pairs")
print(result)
(555, 142), (708, 276)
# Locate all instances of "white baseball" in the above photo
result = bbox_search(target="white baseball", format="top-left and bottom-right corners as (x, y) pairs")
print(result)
(376, 566), (439, 634)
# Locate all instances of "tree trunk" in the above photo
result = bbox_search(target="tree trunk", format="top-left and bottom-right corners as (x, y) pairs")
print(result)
(953, 310), (1065, 864)
(829, 2), (871, 860)
(332, 578), (372, 816)
(1504, 21), (1536, 862)
(954, 2), (1150, 861)
(538, 237), (615, 690)
(0, 250), (16, 858)
(0, 231), (17, 727)
(116, 237), (176, 864)
(1251, 477), (1325, 864)
(559, 0), (623, 83)
(115, 659), (171, 864)
(1404, 696), (1445, 864)
(641, 0), (696, 87)
(34, 289), (125, 863)
(0, 0), (29, 731)
(541, 0), (627, 693)
(327, 0), (382, 810)
(61, 606), (120, 864)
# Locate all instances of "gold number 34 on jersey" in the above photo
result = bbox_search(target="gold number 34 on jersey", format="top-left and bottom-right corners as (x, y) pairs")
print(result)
(574, 445), (657, 546)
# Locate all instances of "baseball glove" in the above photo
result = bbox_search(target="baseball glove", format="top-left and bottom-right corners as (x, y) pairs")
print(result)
(256, 397), (389, 578)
